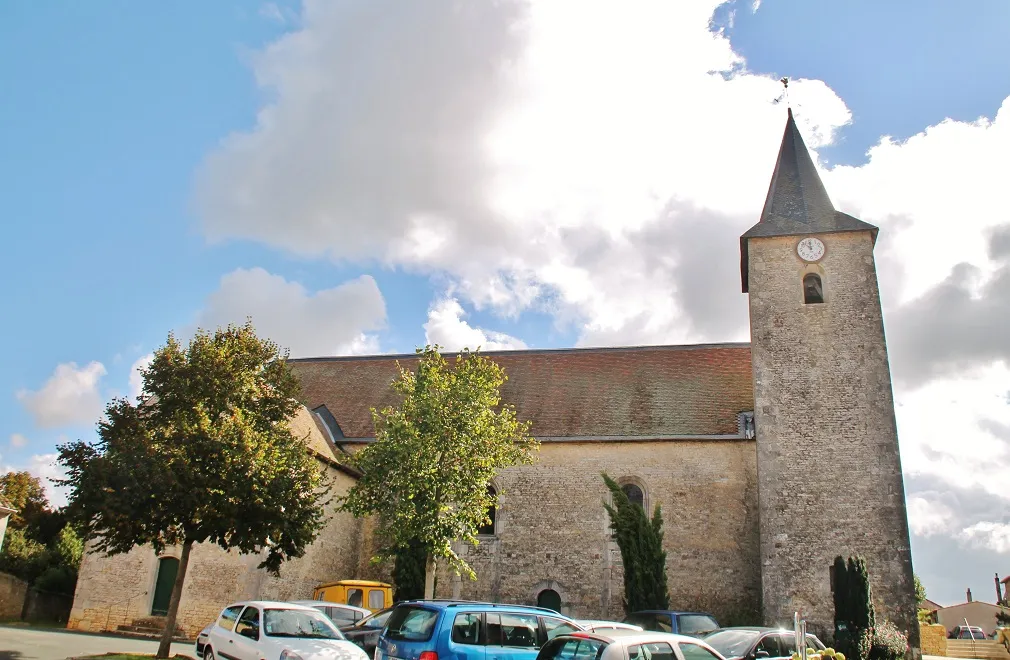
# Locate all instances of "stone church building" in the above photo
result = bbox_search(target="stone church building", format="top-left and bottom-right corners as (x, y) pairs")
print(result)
(67, 110), (919, 649)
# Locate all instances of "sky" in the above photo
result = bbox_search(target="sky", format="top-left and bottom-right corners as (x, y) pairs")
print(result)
(2, 0), (1009, 609)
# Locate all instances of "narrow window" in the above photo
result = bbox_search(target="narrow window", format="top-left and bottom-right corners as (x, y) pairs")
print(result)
(803, 273), (824, 304)
(622, 483), (645, 509)
(477, 485), (496, 535)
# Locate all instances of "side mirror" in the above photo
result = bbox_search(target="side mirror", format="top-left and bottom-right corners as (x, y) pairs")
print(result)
(239, 626), (259, 640)
(755, 651), (770, 659)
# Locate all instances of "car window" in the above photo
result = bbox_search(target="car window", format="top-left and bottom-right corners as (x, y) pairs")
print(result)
(704, 630), (760, 658)
(326, 606), (358, 625)
(677, 615), (719, 635)
(235, 607), (260, 639)
(347, 588), (364, 607)
(365, 610), (392, 629)
(624, 613), (672, 633)
(452, 613), (484, 645)
(755, 635), (781, 657)
(487, 612), (540, 648)
(573, 639), (606, 660)
(677, 643), (722, 660)
(538, 639), (579, 660)
(217, 605), (243, 632)
(369, 589), (386, 610)
(264, 608), (343, 639)
(384, 606), (439, 642)
(629, 642), (676, 660)
(543, 616), (581, 641)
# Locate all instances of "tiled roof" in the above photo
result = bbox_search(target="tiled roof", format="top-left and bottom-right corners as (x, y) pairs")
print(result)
(289, 343), (753, 440)
(740, 108), (877, 292)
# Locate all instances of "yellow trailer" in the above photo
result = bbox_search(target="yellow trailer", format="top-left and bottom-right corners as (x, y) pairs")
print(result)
(313, 579), (393, 612)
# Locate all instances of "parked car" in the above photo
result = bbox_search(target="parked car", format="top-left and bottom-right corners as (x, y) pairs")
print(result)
(577, 620), (645, 633)
(198, 600), (371, 660)
(314, 579), (394, 612)
(623, 611), (721, 637)
(949, 625), (988, 640)
(375, 600), (584, 660)
(702, 627), (826, 660)
(289, 599), (372, 626)
(340, 607), (395, 656)
(537, 629), (728, 660)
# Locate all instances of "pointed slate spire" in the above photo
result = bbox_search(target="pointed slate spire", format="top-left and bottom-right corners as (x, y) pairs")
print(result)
(740, 108), (877, 292)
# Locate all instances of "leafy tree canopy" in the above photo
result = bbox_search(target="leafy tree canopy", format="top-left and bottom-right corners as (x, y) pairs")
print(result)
(0, 470), (49, 529)
(338, 345), (538, 590)
(56, 321), (330, 657)
(914, 574), (926, 606)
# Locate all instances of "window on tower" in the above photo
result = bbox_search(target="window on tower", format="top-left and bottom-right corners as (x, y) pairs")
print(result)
(803, 273), (824, 304)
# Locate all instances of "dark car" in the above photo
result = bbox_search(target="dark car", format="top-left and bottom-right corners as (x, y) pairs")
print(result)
(703, 627), (826, 660)
(623, 611), (721, 637)
(341, 606), (395, 656)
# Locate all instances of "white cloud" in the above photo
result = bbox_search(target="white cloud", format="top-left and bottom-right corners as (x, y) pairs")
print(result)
(24, 453), (69, 509)
(424, 298), (527, 352)
(907, 496), (956, 538)
(9, 434), (28, 449)
(128, 353), (155, 400)
(17, 362), (107, 429)
(192, 267), (386, 358)
(959, 522), (1010, 554)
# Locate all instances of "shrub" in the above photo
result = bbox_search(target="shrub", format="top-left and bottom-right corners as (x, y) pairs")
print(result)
(860, 622), (908, 660)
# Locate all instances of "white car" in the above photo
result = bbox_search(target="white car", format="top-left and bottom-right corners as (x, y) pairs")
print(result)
(537, 629), (728, 660)
(200, 600), (371, 660)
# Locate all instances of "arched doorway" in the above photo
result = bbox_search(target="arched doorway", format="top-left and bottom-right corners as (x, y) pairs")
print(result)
(151, 556), (179, 616)
(537, 588), (562, 612)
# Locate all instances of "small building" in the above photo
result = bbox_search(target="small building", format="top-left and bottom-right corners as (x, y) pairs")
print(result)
(935, 600), (1005, 636)
(0, 501), (15, 554)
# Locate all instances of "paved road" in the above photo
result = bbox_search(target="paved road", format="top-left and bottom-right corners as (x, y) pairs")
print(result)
(0, 626), (193, 660)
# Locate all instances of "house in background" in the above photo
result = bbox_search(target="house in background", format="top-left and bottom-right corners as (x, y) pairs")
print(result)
(933, 590), (1006, 636)
(0, 501), (14, 553)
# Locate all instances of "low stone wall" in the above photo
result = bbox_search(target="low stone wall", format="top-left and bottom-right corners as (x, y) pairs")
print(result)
(920, 623), (947, 656)
(0, 572), (28, 620)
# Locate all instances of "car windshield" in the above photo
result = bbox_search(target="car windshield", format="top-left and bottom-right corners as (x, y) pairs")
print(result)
(264, 608), (344, 639)
(703, 630), (761, 658)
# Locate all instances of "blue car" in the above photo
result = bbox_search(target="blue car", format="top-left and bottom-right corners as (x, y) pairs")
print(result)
(376, 600), (584, 660)
(622, 611), (720, 637)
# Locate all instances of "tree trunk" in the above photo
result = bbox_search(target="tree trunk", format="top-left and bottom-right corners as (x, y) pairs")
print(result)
(424, 554), (436, 600)
(158, 539), (194, 659)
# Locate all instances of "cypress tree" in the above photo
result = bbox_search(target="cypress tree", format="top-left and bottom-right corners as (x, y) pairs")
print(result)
(392, 539), (426, 602)
(602, 473), (670, 613)
(848, 556), (876, 631)
(832, 555), (849, 627)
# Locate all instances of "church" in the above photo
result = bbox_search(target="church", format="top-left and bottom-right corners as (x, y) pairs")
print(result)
(66, 110), (919, 651)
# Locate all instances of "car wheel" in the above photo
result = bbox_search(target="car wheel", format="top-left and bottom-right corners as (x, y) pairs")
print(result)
(204, 648), (216, 660)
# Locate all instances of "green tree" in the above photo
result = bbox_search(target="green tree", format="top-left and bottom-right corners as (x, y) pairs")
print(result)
(832, 555), (877, 660)
(338, 345), (538, 598)
(56, 322), (331, 658)
(602, 473), (670, 613)
(0, 471), (49, 530)
(913, 574), (926, 606)
(848, 556), (876, 632)
(392, 539), (427, 602)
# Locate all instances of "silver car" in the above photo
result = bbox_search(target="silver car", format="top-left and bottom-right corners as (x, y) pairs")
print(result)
(538, 629), (728, 660)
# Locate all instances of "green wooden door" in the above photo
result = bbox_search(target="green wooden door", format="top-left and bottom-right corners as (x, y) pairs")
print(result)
(151, 557), (179, 616)
(537, 589), (562, 612)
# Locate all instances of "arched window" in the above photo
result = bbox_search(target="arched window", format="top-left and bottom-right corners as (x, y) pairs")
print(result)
(803, 273), (824, 304)
(537, 588), (562, 612)
(622, 483), (645, 509)
(477, 485), (496, 536)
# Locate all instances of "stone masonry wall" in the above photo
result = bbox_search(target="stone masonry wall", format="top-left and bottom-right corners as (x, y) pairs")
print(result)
(747, 232), (919, 647)
(432, 440), (761, 624)
(68, 463), (365, 638)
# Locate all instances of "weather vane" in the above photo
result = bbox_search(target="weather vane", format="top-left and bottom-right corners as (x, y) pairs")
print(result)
(773, 77), (790, 107)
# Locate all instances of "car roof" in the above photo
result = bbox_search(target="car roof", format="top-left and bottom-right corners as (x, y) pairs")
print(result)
(707, 627), (820, 637)
(629, 611), (717, 617)
(395, 599), (571, 617)
(224, 600), (321, 611)
(289, 600), (371, 611)
(557, 630), (717, 644)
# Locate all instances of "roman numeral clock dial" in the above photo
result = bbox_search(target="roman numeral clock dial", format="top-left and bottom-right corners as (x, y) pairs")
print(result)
(797, 237), (825, 262)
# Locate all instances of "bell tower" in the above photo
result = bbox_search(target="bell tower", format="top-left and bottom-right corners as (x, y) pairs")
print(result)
(741, 108), (919, 651)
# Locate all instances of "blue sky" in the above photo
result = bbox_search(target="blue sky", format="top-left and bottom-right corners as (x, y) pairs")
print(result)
(2, 1), (1009, 607)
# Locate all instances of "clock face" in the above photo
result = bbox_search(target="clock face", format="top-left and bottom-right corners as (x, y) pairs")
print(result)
(797, 237), (825, 262)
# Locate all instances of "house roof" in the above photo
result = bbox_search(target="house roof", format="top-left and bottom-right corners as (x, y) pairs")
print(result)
(289, 343), (754, 441)
(740, 108), (878, 292)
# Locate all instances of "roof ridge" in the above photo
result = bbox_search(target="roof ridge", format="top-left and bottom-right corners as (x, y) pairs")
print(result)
(287, 341), (751, 363)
